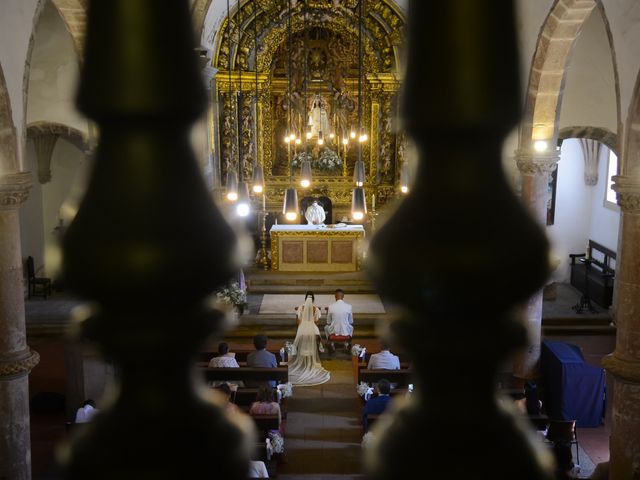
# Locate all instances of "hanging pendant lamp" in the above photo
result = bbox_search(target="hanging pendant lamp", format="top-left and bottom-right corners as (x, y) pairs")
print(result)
(400, 161), (410, 194)
(300, 160), (312, 188)
(252, 164), (264, 193)
(283, 187), (299, 221)
(281, 0), (298, 221)
(236, 181), (251, 217)
(226, 170), (238, 201)
(353, 159), (365, 187)
(351, 186), (367, 222)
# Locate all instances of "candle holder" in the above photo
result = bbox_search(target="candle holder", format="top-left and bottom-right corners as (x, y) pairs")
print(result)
(258, 194), (270, 270)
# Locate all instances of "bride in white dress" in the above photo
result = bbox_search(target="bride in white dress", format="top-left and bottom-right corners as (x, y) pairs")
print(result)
(288, 294), (330, 386)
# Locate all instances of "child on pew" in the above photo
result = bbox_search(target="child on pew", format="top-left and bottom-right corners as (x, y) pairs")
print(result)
(249, 386), (282, 429)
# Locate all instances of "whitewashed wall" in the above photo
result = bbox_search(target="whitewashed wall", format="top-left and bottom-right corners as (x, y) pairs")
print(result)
(547, 139), (620, 283)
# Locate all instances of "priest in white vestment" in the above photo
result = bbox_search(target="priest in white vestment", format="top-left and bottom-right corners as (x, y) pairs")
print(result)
(305, 200), (326, 225)
(325, 289), (353, 338)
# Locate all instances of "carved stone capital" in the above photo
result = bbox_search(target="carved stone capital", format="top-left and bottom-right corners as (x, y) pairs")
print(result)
(514, 149), (560, 176)
(602, 353), (640, 383)
(0, 349), (40, 379)
(613, 175), (640, 213)
(0, 172), (33, 209)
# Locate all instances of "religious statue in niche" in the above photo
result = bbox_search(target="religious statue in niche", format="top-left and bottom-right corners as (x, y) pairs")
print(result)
(308, 94), (330, 138)
(305, 200), (326, 225)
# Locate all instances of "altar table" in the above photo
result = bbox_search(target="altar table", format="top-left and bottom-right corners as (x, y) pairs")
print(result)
(270, 224), (365, 272)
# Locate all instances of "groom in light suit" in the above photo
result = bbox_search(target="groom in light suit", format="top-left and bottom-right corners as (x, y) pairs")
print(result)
(325, 289), (353, 348)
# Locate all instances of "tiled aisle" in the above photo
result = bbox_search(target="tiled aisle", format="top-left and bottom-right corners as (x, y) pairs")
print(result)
(278, 359), (365, 479)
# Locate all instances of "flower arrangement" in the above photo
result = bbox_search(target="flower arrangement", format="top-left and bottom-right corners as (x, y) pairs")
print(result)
(315, 148), (342, 173)
(268, 431), (285, 454)
(357, 381), (373, 400)
(361, 431), (374, 448)
(215, 282), (247, 311)
(277, 382), (293, 399)
(351, 344), (366, 358)
(291, 148), (342, 173)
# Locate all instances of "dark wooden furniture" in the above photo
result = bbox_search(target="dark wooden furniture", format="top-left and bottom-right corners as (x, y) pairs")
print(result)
(358, 368), (412, 387)
(569, 240), (616, 308)
(546, 419), (579, 465)
(202, 367), (288, 385)
(26, 256), (52, 299)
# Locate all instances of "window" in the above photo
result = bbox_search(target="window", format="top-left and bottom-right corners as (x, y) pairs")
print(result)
(605, 149), (618, 207)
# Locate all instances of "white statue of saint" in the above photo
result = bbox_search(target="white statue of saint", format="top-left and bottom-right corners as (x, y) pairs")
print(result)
(309, 94), (330, 139)
(305, 201), (326, 225)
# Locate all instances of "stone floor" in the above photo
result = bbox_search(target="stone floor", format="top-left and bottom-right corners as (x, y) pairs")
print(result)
(278, 359), (365, 479)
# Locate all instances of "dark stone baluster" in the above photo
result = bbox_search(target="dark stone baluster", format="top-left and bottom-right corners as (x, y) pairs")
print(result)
(367, 2), (554, 479)
(60, 1), (248, 478)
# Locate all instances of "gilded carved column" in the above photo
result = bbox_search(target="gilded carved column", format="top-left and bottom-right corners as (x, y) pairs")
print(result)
(603, 174), (640, 480)
(369, 90), (380, 184)
(0, 171), (40, 480)
(514, 149), (559, 378)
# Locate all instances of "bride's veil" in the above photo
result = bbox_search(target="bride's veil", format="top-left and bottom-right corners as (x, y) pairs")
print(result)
(289, 297), (330, 385)
(294, 297), (319, 357)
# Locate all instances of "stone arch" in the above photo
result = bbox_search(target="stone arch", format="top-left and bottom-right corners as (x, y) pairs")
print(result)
(49, 0), (87, 58)
(557, 125), (617, 154)
(623, 68), (640, 177)
(519, 0), (621, 150)
(27, 121), (89, 184)
(0, 63), (19, 173)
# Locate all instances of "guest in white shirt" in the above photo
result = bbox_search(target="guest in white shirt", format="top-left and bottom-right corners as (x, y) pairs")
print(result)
(75, 399), (98, 423)
(247, 460), (269, 478)
(208, 342), (240, 368)
(325, 289), (353, 340)
(367, 343), (401, 370)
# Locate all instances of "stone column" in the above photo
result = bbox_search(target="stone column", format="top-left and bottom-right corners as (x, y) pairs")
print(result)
(603, 174), (640, 480)
(514, 148), (560, 378)
(0, 171), (39, 480)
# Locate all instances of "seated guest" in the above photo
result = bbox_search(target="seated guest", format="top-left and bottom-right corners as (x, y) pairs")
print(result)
(362, 379), (392, 432)
(367, 343), (400, 370)
(247, 334), (278, 387)
(214, 383), (240, 415)
(208, 342), (240, 368)
(249, 386), (281, 427)
(247, 460), (269, 478)
(75, 399), (98, 423)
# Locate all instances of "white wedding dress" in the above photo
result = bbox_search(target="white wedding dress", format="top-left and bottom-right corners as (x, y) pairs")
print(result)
(288, 298), (330, 386)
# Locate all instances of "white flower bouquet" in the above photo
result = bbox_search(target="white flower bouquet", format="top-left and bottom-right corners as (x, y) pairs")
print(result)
(357, 381), (374, 400)
(277, 382), (293, 398)
(215, 282), (247, 310)
(351, 344), (366, 358)
(315, 148), (342, 173)
(268, 431), (285, 454)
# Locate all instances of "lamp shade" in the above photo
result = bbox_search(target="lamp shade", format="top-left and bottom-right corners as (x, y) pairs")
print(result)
(353, 159), (365, 187)
(400, 161), (410, 194)
(283, 187), (299, 221)
(351, 186), (367, 221)
(236, 181), (251, 217)
(226, 170), (238, 201)
(252, 164), (264, 193)
(300, 160), (312, 188)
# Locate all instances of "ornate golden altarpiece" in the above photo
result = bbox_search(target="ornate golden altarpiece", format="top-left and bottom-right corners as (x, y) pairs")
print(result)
(210, 0), (405, 218)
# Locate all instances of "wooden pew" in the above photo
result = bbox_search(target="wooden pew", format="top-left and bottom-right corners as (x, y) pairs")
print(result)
(202, 366), (289, 385)
(358, 368), (412, 387)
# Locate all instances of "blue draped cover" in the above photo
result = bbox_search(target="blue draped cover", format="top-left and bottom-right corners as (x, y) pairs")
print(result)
(540, 340), (606, 427)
